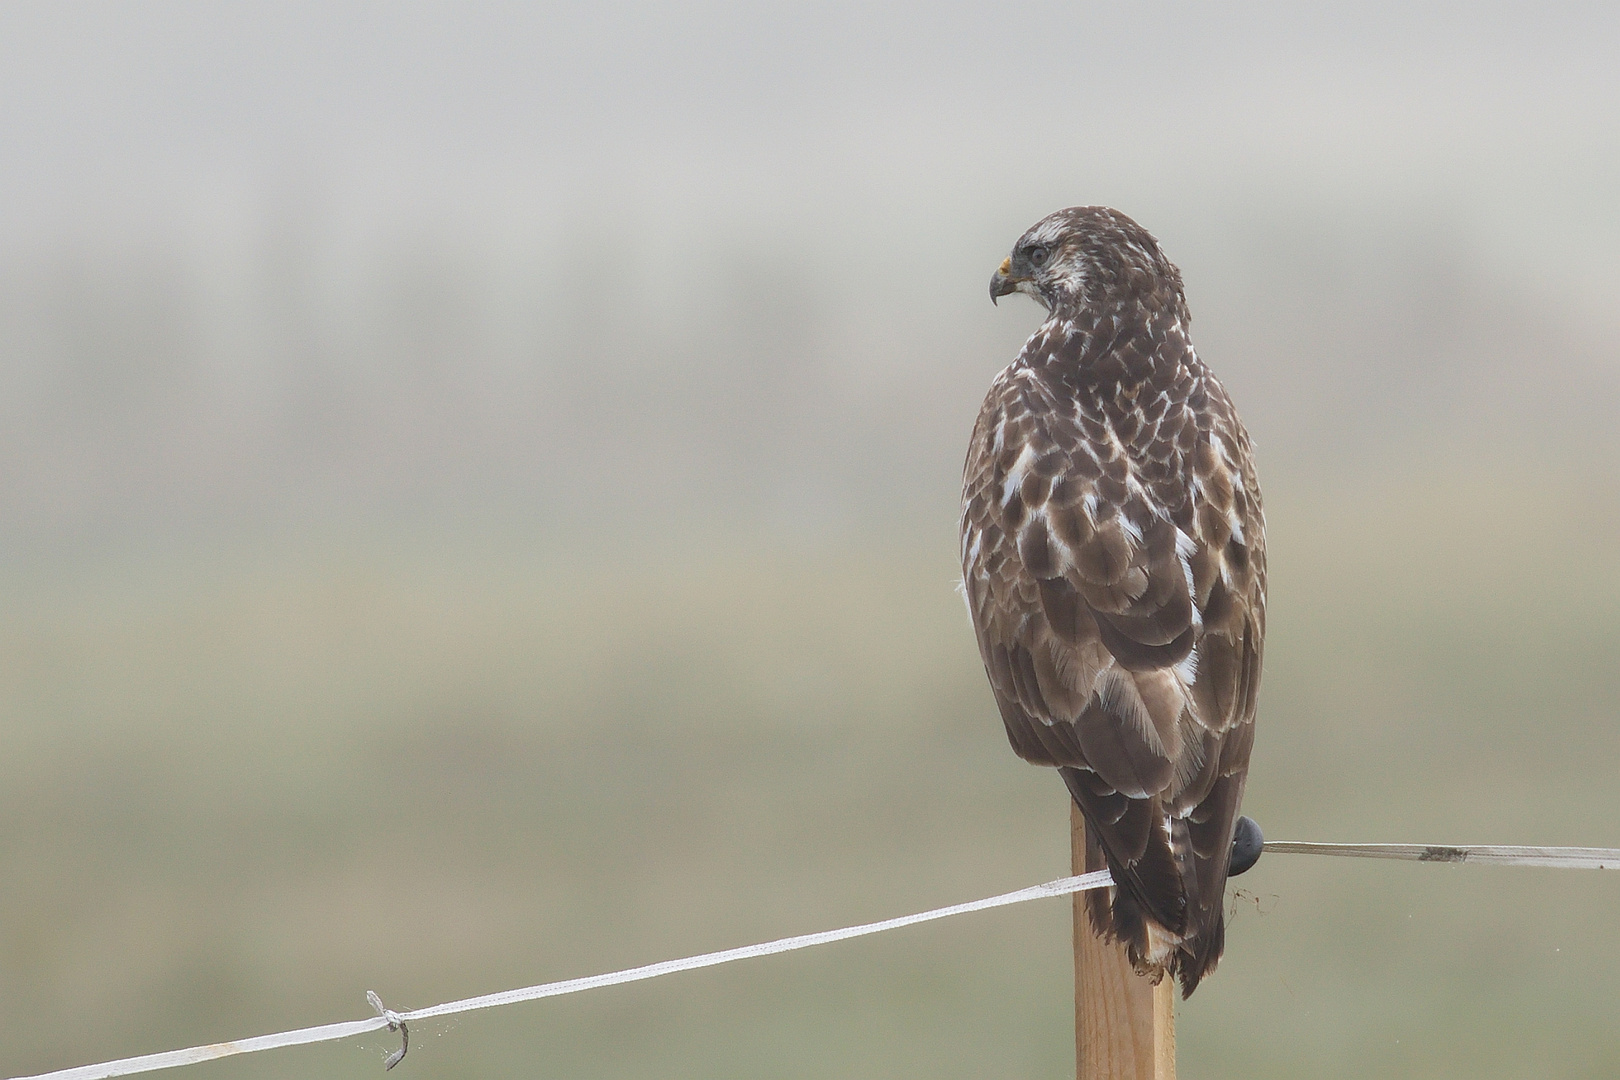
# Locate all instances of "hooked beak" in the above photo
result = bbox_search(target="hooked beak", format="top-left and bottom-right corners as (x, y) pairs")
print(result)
(989, 255), (1020, 305)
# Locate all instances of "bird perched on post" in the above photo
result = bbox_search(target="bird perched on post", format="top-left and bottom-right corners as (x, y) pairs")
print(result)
(960, 207), (1265, 997)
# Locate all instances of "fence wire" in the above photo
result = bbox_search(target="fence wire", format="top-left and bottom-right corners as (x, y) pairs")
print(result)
(9, 843), (1618, 1080)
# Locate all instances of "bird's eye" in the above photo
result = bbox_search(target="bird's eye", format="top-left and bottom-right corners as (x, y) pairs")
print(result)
(1026, 245), (1050, 267)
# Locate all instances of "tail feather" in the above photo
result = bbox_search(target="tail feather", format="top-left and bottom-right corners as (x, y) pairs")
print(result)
(1061, 765), (1241, 996)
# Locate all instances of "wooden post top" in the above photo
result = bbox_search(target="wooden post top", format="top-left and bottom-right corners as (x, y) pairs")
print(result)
(1072, 802), (1176, 1079)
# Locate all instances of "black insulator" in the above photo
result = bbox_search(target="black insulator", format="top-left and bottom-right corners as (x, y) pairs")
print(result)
(1229, 815), (1263, 876)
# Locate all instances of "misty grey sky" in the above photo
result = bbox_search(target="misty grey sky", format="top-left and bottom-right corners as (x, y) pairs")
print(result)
(0, 3), (1616, 538)
(4, 4), (1616, 268)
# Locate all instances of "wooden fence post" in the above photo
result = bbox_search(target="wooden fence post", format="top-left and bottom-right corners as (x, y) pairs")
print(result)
(1072, 801), (1175, 1079)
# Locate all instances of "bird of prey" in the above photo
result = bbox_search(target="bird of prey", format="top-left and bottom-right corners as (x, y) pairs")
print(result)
(960, 207), (1265, 996)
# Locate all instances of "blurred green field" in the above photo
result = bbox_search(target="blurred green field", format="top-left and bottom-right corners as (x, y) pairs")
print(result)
(3, 464), (1619, 1079)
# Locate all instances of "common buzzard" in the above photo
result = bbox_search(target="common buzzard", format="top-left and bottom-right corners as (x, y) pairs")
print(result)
(961, 207), (1265, 996)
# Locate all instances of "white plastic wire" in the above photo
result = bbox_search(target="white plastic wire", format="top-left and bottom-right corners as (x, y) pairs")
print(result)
(1261, 841), (1620, 869)
(10, 840), (1619, 1080)
(7, 870), (1114, 1080)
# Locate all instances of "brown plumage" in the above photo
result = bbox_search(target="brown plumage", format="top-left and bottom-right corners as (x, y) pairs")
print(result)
(961, 207), (1265, 997)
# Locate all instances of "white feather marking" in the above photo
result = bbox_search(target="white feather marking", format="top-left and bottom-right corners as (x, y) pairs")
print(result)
(1013, 279), (1049, 310)
(1001, 443), (1038, 505)
(1119, 514), (1144, 544)
(1175, 647), (1199, 684)
(1227, 510), (1245, 545)
(1174, 528), (1202, 630)
(1082, 491), (1100, 522)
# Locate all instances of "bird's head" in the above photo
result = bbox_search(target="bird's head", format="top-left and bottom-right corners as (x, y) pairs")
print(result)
(990, 206), (1187, 321)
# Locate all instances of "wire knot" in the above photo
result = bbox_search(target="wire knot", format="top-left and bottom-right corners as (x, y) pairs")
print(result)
(366, 991), (409, 1070)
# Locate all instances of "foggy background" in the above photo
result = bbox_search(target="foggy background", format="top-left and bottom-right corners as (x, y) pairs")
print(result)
(2, 3), (1618, 1078)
